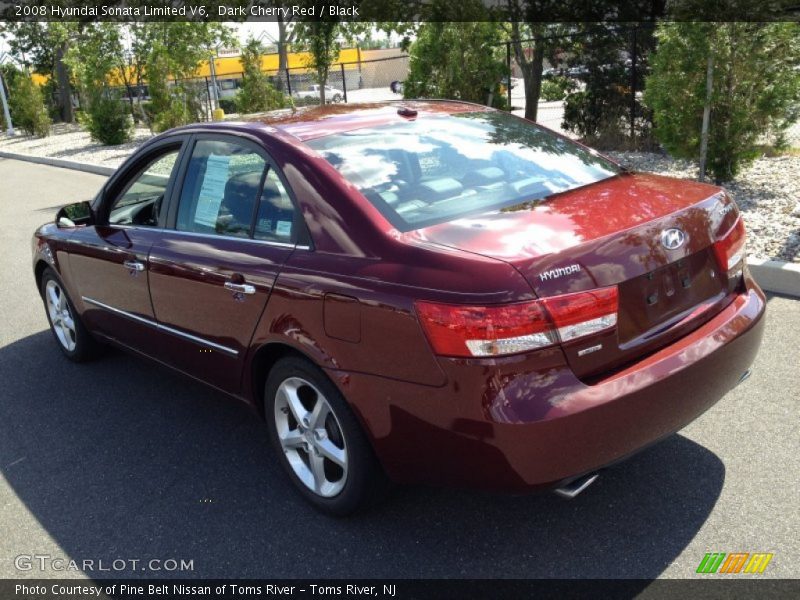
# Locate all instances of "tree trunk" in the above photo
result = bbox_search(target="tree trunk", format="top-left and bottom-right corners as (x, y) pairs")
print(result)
(698, 52), (714, 183)
(277, 17), (289, 91)
(54, 42), (73, 123)
(318, 68), (327, 105)
(511, 23), (546, 122)
(524, 44), (545, 121)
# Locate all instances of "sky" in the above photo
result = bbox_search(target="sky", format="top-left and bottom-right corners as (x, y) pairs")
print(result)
(0, 23), (397, 63)
(0, 23), (281, 60)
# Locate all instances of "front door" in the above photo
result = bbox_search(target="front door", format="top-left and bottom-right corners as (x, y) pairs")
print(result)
(69, 143), (184, 354)
(148, 136), (303, 392)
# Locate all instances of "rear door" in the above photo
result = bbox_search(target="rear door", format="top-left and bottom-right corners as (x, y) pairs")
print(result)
(147, 134), (305, 392)
(68, 139), (185, 354)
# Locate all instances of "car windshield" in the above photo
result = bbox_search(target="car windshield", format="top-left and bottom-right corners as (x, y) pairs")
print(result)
(307, 111), (620, 231)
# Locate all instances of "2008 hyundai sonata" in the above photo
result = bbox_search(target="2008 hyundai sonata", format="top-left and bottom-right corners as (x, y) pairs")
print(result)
(32, 101), (765, 515)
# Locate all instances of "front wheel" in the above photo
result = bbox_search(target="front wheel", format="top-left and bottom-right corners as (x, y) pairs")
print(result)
(40, 268), (97, 362)
(264, 356), (385, 516)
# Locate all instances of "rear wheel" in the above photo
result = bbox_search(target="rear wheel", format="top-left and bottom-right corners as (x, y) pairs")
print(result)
(264, 356), (385, 515)
(40, 268), (96, 362)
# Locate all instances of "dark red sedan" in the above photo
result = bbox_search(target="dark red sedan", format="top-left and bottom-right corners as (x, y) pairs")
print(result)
(32, 101), (765, 515)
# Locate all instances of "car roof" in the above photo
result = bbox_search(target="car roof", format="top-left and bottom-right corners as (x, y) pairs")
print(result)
(240, 100), (493, 142)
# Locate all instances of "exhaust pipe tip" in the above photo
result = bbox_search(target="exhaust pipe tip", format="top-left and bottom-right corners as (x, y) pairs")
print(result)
(554, 472), (599, 499)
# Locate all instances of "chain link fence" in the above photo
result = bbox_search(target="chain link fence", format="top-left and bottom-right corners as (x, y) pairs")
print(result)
(113, 53), (411, 123)
(109, 29), (652, 149)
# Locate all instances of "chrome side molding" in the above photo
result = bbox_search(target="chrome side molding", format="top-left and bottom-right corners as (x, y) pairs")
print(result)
(81, 296), (239, 356)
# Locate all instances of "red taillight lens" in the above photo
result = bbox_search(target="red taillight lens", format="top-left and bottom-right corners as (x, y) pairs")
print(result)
(541, 287), (618, 342)
(414, 300), (555, 357)
(712, 217), (746, 273)
(415, 286), (618, 358)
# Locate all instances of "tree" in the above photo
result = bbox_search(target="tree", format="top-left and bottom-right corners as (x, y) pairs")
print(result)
(0, 63), (20, 132)
(561, 24), (656, 148)
(403, 21), (508, 108)
(276, 14), (296, 92)
(115, 24), (152, 122)
(140, 23), (235, 132)
(645, 22), (800, 181)
(4, 22), (79, 123)
(246, 1), (296, 91)
(9, 74), (51, 137)
(236, 38), (289, 114)
(293, 21), (343, 105)
(499, 1), (581, 121)
(272, 1), (298, 91)
(63, 23), (132, 145)
(502, 4), (561, 122)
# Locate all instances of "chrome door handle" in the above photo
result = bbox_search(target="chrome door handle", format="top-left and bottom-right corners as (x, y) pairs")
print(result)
(224, 282), (256, 295)
(123, 260), (145, 272)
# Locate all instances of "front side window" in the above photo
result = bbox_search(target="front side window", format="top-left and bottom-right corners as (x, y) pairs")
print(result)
(109, 148), (180, 226)
(307, 111), (620, 231)
(176, 140), (268, 238)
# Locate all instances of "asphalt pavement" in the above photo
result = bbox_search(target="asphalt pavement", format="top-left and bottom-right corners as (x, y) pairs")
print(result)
(0, 157), (798, 581)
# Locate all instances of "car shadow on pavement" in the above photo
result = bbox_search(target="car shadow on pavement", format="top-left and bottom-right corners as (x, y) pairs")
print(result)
(0, 330), (725, 581)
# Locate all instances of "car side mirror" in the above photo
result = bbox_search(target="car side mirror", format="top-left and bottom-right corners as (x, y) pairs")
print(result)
(56, 201), (95, 228)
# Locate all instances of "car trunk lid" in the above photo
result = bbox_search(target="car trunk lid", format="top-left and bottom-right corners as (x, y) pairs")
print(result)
(407, 173), (741, 378)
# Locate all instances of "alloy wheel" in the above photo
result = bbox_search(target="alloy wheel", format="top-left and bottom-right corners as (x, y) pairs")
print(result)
(45, 280), (77, 352)
(274, 377), (348, 497)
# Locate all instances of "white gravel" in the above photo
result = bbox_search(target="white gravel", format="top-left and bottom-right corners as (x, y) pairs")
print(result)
(1, 123), (797, 263)
(0, 123), (152, 169)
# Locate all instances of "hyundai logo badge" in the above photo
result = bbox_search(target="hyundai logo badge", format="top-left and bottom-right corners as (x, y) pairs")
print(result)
(661, 228), (686, 250)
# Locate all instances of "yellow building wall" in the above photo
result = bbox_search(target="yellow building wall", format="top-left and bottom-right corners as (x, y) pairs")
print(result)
(31, 48), (364, 87)
(202, 47), (362, 79)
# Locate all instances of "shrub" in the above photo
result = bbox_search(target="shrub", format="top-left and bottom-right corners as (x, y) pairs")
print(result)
(218, 98), (237, 114)
(152, 98), (192, 133)
(404, 20), (508, 110)
(235, 38), (289, 114)
(292, 96), (323, 107)
(645, 22), (800, 181)
(559, 25), (656, 150)
(85, 92), (133, 145)
(539, 76), (575, 101)
(9, 76), (51, 137)
(147, 49), (193, 133)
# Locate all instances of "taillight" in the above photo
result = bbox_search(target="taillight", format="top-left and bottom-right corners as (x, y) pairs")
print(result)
(712, 217), (746, 273)
(414, 300), (555, 357)
(415, 286), (618, 358)
(540, 287), (618, 342)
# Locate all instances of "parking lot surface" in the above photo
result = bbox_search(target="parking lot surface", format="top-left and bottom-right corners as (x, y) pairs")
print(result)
(0, 157), (797, 580)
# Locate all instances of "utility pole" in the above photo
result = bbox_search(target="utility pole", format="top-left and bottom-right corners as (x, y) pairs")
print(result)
(0, 68), (14, 136)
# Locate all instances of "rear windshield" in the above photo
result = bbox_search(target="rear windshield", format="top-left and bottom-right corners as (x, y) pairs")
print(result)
(307, 111), (620, 231)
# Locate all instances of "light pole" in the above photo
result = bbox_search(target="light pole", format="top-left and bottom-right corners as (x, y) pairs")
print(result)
(209, 51), (220, 110)
(0, 68), (14, 136)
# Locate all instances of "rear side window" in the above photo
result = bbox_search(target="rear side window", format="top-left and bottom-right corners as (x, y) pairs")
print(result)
(254, 170), (295, 243)
(307, 111), (620, 231)
(176, 139), (267, 238)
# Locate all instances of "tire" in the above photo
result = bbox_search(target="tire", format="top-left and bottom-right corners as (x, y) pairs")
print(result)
(332, 94), (342, 103)
(264, 356), (386, 516)
(40, 267), (97, 362)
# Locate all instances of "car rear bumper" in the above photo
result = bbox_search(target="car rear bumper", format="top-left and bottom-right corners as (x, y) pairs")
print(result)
(330, 275), (766, 491)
